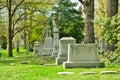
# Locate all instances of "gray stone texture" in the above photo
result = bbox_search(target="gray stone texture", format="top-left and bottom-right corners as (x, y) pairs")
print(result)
(34, 41), (44, 56)
(58, 72), (75, 75)
(56, 37), (76, 65)
(63, 43), (105, 68)
(80, 72), (97, 74)
(43, 37), (53, 56)
(51, 32), (59, 59)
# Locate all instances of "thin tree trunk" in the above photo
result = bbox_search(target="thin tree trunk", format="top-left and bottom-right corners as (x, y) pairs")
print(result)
(16, 40), (19, 52)
(8, 0), (13, 57)
(23, 31), (27, 49)
(23, 2), (27, 49)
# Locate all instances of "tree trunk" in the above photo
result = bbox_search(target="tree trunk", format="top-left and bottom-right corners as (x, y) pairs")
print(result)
(107, 0), (118, 17)
(106, 0), (118, 51)
(16, 40), (19, 52)
(23, 31), (27, 48)
(8, 0), (13, 57)
(83, 0), (95, 43)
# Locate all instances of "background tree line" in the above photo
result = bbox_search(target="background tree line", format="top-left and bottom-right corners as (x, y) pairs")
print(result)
(0, 0), (84, 57)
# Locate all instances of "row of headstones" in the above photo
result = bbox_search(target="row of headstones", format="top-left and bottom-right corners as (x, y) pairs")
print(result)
(34, 37), (105, 68)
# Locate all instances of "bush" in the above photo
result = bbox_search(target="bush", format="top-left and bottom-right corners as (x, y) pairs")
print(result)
(98, 15), (120, 64)
(0, 36), (7, 49)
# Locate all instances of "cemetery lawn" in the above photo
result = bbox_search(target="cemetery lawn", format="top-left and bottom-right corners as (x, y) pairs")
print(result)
(0, 50), (120, 80)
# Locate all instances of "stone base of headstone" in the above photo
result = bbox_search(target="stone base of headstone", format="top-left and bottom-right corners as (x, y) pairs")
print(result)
(56, 54), (67, 65)
(63, 61), (104, 68)
(56, 58), (67, 65)
(63, 43), (105, 68)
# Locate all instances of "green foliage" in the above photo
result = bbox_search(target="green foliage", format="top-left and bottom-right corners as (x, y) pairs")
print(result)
(0, 36), (7, 49)
(104, 51), (120, 65)
(97, 15), (120, 64)
(52, 0), (84, 43)
(98, 15), (120, 45)
(28, 25), (44, 43)
(23, 0), (55, 45)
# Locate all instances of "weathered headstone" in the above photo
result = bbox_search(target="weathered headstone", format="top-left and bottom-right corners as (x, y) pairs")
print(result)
(43, 37), (53, 56)
(56, 37), (76, 65)
(63, 43), (105, 68)
(51, 12), (59, 59)
(34, 41), (44, 56)
(43, 26), (53, 56)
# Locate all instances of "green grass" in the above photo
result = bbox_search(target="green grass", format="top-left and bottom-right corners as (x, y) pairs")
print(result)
(0, 49), (120, 80)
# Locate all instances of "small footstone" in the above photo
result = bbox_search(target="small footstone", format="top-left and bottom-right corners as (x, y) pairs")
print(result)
(10, 63), (15, 66)
(58, 72), (75, 75)
(80, 72), (97, 75)
(21, 61), (31, 64)
(44, 64), (57, 66)
(39, 63), (45, 65)
(101, 71), (119, 74)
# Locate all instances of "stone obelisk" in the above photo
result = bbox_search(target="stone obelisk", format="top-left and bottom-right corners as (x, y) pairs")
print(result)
(51, 12), (59, 59)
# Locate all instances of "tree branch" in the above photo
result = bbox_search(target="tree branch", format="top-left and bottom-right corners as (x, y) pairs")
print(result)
(79, 0), (84, 4)
(13, 13), (25, 26)
(11, 0), (24, 17)
(0, 5), (6, 10)
(12, 26), (26, 38)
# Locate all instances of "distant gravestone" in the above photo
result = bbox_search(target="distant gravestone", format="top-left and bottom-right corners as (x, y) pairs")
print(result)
(34, 41), (44, 56)
(63, 43), (105, 68)
(51, 12), (59, 59)
(43, 26), (53, 56)
(56, 37), (76, 65)
(43, 37), (53, 56)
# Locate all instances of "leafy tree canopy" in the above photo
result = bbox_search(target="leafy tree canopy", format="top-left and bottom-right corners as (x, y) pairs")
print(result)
(52, 0), (84, 43)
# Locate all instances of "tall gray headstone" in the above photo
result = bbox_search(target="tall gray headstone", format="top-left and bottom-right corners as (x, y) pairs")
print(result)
(43, 37), (53, 56)
(43, 26), (53, 56)
(56, 37), (76, 65)
(51, 12), (59, 59)
(63, 43), (105, 68)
